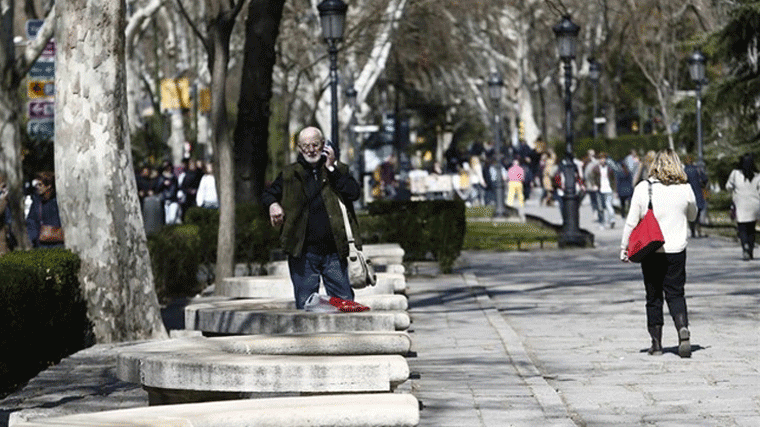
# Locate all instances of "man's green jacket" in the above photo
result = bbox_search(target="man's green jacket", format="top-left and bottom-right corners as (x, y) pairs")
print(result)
(261, 156), (362, 259)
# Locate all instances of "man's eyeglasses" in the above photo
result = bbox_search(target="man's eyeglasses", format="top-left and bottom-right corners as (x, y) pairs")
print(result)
(299, 142), (323, 150)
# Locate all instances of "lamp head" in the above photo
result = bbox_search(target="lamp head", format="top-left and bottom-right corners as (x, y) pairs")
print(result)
(588, 59), (601, 82)
(688, 50), (707, 85)
(553, 15), (580, 61)
(487, 71), (503, 101)
(317, 0), (348, 43)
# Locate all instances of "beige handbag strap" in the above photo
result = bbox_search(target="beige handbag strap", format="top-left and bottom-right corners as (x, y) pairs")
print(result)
(337, 198), (355, 243)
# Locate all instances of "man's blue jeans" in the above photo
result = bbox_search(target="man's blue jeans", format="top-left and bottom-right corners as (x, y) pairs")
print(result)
(288, 252), (355, 309)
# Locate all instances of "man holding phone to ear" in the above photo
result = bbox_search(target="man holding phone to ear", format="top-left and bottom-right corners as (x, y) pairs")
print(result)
(261, 126), (362, 309)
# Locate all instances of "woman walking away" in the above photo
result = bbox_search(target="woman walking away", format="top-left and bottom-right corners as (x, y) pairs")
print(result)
(725, 154), (760, 260)
(620, 149), (697, 358)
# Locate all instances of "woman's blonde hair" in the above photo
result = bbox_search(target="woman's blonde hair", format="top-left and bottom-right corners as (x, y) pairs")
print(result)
(648, 149), (687, 185)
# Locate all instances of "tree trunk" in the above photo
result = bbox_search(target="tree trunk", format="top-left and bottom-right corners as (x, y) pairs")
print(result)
(56, 0), (167, 342)
(1, 0), (32, 250)
(233, 0), (286, 204)
(208, 15), (236, 281)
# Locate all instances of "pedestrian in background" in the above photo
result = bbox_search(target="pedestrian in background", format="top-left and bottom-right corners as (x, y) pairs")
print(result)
(541, 150), (558, 206)
(615, 162), (634, 217)
(633, 150), (656, 185)
(196, 162), (219, 209)
(261, 126), (360, 309)
(583, 150), (601, 224)
(620, 149), (697, 358)
(26, 171), (64, 249)
(506, 158), (525, 208)
(725, 153), (760, 260)
(590, 152), (617, 229)
(684, 155), (709, 238)
(155, 161), (181, 224)
(178, 158), (200, 219)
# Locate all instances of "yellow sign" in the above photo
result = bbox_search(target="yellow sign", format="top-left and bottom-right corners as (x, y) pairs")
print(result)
(160, 78), (191, 110)
(198, 88), (211, 113)
(28, 80), (54, 99)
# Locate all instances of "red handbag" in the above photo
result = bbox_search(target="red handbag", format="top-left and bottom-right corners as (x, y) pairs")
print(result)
(627, 181), (664, 262)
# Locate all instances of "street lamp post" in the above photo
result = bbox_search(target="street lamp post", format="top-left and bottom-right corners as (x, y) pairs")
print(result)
(553, 15), (586, 247)
(589, 58), (601, 143)
(317, 0), (348, 148)
(488, 71), (506, 218)
(688, 50), (707, 169)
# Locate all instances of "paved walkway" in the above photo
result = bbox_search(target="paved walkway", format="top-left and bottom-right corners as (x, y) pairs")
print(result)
(2, 193), (758, 427)
(408, 193), (760, 426)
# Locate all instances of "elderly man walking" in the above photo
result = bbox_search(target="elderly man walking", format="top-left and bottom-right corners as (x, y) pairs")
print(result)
(261, 127), (362, 309)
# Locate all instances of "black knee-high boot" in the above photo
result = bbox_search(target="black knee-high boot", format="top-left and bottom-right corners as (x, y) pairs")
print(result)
(647, 325), (663, 355)
(673, 313), (691, 358)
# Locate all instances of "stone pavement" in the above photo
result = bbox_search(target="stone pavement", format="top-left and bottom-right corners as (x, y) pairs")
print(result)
(408, 194), (760, 426)
(2, 193), (759, 426)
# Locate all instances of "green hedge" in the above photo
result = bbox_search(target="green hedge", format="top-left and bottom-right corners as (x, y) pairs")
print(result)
(361, 200), (466, 273)
(0, 249), (91, 398)
(162, 204), (280, 287)
(153, 200), (467, 283)
(556, 134), (670, 161)
(147, 224), (203, 300)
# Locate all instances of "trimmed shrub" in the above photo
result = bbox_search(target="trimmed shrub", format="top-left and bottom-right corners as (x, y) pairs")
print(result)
(362, 200), (466, 273)
(147, 224), (203, 301)
(558, 134), (670, 161)
(182, 203), (280, 278)
(0, 249), (91, 398)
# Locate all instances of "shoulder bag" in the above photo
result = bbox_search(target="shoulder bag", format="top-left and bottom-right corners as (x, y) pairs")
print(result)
(337, 198), (377, 289)
(627, 180), (664, 262)
(38, 203), (64, 244)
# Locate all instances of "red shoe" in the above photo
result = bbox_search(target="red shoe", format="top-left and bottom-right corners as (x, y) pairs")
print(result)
(328, 297), (370, 312)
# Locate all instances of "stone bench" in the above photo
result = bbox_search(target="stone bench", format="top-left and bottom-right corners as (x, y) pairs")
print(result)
(218, 272), (407, 298)
(116, 336), (410, 404)
(204, 294), (408, 311)
(265, 243), (405, 275)
(185, 299), (411, 335)
(361, 243), (405, 266)
(14, 393), (419, 426)
(267, 261), (405, 275)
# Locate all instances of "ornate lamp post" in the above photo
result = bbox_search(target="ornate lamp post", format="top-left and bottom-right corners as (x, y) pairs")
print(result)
(553, 15), (586, 247)
(488, 71), (506, 218)
(589, 58), (601, 143)
(688, 50), (707, 169)
(317, 0), (348, 148)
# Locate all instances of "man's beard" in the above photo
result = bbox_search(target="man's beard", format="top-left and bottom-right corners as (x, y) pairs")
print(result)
(303, 153), (322, 164)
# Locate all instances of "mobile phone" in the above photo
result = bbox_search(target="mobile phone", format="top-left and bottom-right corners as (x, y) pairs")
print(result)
(321, 140), (333, 160)
(323, 140), (338, 159)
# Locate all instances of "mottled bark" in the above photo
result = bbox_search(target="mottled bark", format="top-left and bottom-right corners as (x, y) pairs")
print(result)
(56, 0), (167, 342)
(233, 0), (286, 204)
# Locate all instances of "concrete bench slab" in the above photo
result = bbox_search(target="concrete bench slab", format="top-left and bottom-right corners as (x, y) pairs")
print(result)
(361, 243), (405, 265)
(14, 393), (419, 426)
(185, 299), (411, 335)
(267, 259), (405, 275)
(216, 331), (412, 355)
(209, 288), (408, 311)
(218, 272), (406, 298)
(117, 337), (410, 399)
